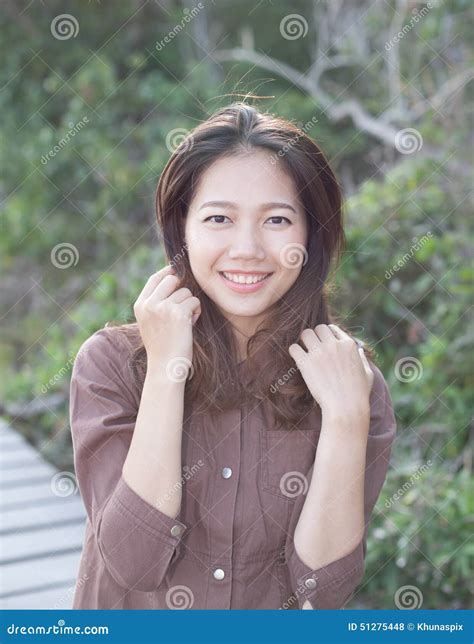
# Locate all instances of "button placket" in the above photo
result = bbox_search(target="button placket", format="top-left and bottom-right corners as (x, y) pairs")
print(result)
(206, 408), (242, 608)
(304, 577), (317, 589)
(170, 524), (183, 537)
(212, 568), (225, 580)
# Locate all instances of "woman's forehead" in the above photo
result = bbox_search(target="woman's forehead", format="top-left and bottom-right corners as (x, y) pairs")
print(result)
(189, 152), (301, 210)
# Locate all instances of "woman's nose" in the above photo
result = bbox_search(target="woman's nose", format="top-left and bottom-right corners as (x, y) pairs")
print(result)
(228, 227), (265, 260)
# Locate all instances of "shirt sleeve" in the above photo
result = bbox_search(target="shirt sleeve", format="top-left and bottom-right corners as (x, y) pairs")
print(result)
(284, 362), (397, 609)
(70, 327), (189, 592)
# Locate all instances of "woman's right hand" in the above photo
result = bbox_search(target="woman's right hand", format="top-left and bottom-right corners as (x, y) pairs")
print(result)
(133, 265), (201, 375)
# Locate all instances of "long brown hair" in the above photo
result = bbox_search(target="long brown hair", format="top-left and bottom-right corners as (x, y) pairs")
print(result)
(110, 102), (374, 428)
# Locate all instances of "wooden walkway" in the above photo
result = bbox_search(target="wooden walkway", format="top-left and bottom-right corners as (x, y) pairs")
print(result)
(0, 420), (86, 609)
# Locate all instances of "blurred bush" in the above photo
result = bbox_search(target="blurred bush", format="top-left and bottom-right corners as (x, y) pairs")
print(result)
(0, 0), (471, 608)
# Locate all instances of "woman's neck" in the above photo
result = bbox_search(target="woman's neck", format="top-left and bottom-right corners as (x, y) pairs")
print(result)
(219, 309), (268, 363)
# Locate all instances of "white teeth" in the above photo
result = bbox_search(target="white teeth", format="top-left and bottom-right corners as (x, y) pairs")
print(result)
(222, 272), (269, 284)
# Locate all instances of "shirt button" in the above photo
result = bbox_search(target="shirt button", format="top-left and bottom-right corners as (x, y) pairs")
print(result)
(170, 524), (183, 537)
(304, 577), (317, 589)
(213, 568), (225, 580)
(221, 467), (232, 479)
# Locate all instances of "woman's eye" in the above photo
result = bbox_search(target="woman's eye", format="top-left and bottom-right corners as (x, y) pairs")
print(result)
(204, 215), (229, 224)
(266, 216), (291, 225)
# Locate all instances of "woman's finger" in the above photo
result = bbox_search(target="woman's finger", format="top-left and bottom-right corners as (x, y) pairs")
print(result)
(300, 328), (320, 352)
(327, 323), (351, 341)
(148, 273), (181, 302)
(288, 342), (308, 367)
(167, 287), (195, 304)
(135, 265), (175, 306)
(314, 324), (336, 342)
(179, 296), (201, 319)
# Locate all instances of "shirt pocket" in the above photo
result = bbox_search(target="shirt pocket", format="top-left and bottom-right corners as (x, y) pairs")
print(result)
(259, 429), (320, 500)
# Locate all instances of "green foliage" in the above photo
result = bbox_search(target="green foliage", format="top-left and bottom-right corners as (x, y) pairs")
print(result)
(355, 467), (474, 609)
(0, 0), (471, 609)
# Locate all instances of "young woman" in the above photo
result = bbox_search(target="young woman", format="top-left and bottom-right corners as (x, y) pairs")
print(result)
(70, 103), (396, 610)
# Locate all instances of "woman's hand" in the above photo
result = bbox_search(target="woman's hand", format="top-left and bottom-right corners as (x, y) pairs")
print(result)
(289, 323), (374, 423)
(133, 265), (201, 376)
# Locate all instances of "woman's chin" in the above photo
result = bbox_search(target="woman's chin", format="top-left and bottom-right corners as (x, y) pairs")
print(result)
(215, 300), (271, 321)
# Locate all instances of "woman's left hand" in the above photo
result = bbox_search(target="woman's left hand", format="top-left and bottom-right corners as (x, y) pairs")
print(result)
(288, 323), (375, 421)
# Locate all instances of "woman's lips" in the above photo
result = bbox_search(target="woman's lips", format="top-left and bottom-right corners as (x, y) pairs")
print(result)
(218, 271), (273, 293)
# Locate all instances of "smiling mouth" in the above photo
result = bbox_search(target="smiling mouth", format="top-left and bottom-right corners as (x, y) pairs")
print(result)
(219, 271), (273, 285)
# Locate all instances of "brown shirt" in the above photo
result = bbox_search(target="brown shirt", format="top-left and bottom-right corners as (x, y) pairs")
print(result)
(70, 326), (396, 610)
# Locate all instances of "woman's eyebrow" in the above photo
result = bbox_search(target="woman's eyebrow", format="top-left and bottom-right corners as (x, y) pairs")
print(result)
(198, 200), (297, 213)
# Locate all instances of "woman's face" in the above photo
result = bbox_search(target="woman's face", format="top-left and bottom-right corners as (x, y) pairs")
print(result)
(184, 150), (308, 335)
